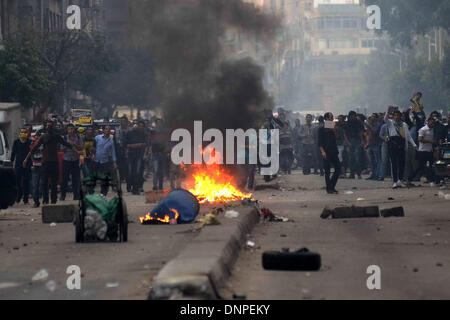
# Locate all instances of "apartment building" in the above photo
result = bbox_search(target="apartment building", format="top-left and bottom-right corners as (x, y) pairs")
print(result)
(302, 2), (380, 110)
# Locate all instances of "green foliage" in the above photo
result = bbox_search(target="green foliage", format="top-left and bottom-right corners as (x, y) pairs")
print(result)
(0, 36), (53, 108)
(365, 0), (450, 47)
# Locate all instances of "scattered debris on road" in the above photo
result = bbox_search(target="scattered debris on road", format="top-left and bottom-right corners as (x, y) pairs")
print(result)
(45, 280), (57, 292)
(31, 269), (49, 282)
(262, 248), (321, 271)
(105, 282), (119, 288)
(225, 210), (239, 219)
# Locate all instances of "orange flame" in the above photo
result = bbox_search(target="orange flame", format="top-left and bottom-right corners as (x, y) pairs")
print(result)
(140, 208), (180, 224)
(184, 154), (252, 204)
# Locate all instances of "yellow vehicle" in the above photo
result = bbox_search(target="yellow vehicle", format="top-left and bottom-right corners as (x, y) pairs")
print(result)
(71, 109), (93, 126)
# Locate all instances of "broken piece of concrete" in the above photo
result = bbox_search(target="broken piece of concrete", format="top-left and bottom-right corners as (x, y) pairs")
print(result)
(321, 206), (380, 219)
(42, 204), (77, 223)
(381, 207), (405, 217)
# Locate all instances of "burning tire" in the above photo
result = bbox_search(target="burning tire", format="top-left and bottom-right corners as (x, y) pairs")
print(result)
(262, 248), (321, 271)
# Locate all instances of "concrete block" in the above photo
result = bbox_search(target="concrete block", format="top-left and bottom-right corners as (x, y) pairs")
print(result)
(330, 206), (379, 219)
(381, 207), (405, 217)
(42, 204), (77, 223)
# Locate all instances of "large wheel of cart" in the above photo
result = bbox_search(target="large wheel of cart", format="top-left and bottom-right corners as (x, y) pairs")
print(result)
(120, 201), (128, 242)
(75, 210), (83, 243)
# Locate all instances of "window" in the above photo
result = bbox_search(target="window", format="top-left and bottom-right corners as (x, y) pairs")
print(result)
(361, 39), (376, 48)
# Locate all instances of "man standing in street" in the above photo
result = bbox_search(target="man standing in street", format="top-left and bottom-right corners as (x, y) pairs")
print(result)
(343, 111), (365, 179)
(93, 125), (117, 196)
(384, 107), (417, 189)
(292, 118), (302, 170)
(365, 113), (383, 180)
(30, 131), (43, 208)
(299, 114), (316, 175)
(151, 118), (169, 190)
(318, 113), (341, 194)
(24, 120), (78, 204)
(60, 124), (83, 201)
(11, 128), (32, 205)
(408, 117), (437, 186)
(81, 127), (96, 178)
(116, 116), (130, 190)
(126, 120), (149, 195)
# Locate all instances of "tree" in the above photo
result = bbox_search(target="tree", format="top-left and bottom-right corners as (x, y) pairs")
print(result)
(0, 36), (53, 109)
(365, 0), (450, 46)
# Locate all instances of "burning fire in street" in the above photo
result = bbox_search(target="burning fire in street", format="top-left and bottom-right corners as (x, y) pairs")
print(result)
(184, 162), (252, 204)
(140, 208), (180, 224)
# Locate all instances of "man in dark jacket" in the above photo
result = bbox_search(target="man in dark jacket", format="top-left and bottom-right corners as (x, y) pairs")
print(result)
(126, 120), (149, 195)
(318, 113), (341, 194)
(11, 128), (32, 204)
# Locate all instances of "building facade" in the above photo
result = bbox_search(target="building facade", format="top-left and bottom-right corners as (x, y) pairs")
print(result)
(301, 2), (379, 111)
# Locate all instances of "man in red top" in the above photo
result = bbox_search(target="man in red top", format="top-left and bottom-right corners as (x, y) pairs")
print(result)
(24, 120), (80, 204)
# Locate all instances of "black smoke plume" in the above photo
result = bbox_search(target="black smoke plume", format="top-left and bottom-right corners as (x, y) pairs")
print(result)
(125, 0), (280, 131)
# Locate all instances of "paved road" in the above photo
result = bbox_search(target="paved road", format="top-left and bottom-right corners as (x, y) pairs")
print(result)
(0, 182), (198, 300)
(219, 172), (450, 300)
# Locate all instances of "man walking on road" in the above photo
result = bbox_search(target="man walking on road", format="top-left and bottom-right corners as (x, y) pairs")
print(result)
(299, 114), (316, 175)
(11, 128), (32, 205)
(60, 124), (83, 201)
(343, 111), (365, 179)
(384, 107), (417, 189)
(408, 117), (437, 186)
(318, 113), (341, 194)
(93, 125), (117, 196)
(24, 120), (79, 204)
(126, 120), (149, 195)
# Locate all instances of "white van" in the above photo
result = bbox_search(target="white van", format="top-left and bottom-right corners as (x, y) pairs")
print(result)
(0, 130), (11, 165)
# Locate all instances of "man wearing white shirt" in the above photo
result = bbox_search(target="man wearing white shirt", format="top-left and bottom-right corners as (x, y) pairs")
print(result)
(384, 107), (417, 188)
(408, 117), (437, 186)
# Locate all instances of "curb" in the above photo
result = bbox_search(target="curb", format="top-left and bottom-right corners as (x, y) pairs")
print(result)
(148, 207), (259, 300)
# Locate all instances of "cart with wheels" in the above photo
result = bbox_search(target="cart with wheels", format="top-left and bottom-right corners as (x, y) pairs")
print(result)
(75, 170), (128, 242)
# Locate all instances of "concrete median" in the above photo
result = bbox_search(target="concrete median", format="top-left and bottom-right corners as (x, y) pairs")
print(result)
(148, 206), (259, 300)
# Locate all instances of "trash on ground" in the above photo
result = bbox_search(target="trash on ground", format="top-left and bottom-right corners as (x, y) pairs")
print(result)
(262, 248), (321, 271)
(45, 280), (57, 292)
(344, 191), (354, 195)
(84, 210), (107, 240)
(49, 222), (56, 227)
(0, 282), (20, 289)
(356, 198), (365, 201)
(199, 213), (221, 227)
(225, 210), (239, 219)
(246, 240), (255, 248)
(210, 207), (224, 216)
(241, 198), (260, 208)
(260, 208), (289, 222)
(31, 269), (49, 282)
(105, 282), (119, 288)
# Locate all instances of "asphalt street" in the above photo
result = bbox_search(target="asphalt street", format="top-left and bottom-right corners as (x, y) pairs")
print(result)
(219, 171), (450, 300)
(0, 182), (198, 300)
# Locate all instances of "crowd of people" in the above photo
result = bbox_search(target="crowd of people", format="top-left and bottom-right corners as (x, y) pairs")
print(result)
(8, 92), (450, 205)
(10, 115), (171, 207)
(265, 92), (449, 193)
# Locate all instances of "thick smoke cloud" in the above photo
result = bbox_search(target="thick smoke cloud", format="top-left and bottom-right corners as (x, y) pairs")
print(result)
(125, 0), (280, 131)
